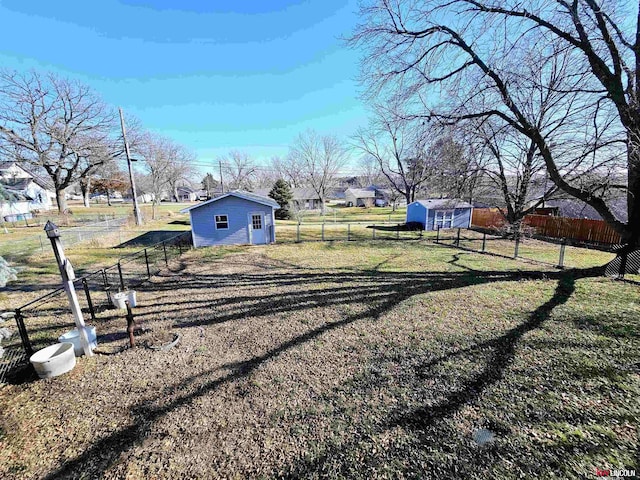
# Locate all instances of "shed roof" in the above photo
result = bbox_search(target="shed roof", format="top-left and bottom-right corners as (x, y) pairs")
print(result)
(413, 199), (474, 209)
(179, 190), (279, 213)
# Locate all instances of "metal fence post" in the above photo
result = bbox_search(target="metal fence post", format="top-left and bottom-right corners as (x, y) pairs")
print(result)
(557, 239), (566, 268)
(297, 222), (301, 242)
(117, 262), (125, 291)
(40, 236), (45, 254)
(482, 232), (486, 252)
(347, 223), (351, 241)
(144, 248), (151, 278)
(322, 222), (325, 242)
(102, 268), (111, 303)
(82, 278), (96, 321)
(436, 226), (440, 243)
(14, 309), (33, 356)
(456, 228), (461, 246)
(163, 241), (168, 266)
(396, 224), (400, 240)
(619, 250), (628, 279)
(373, 224), (376, 239)
(514, 236), (520, 258)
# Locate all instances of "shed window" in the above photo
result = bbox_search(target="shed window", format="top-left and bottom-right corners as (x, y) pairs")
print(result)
(215, 214), (229, 230)
(252, 214), (262, 230)
(434, 210), (454, 229)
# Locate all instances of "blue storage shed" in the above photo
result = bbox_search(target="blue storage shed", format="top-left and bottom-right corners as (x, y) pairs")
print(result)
(180, 191), (279, 247)
(406, 199), (474, 231)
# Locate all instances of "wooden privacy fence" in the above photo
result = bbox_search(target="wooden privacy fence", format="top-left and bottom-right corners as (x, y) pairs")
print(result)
(471, 208), (622, 245)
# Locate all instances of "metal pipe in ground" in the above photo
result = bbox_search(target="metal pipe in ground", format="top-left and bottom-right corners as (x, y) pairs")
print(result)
(125, 301), (136, 348)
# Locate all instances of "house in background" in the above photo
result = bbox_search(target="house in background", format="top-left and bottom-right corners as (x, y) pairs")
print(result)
(176, 186), (197, 202)
(181, 191), (278, 247)
(345, 185), (390, 207)
(0, 161), (56, 219)
(406, 199), (474, 231)
(253, 187), (322, 210)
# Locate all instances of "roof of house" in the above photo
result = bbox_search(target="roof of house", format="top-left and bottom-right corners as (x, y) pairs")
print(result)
(1, 177), (32, 190)
(179, 190), (280, 213)
(345, 188), (376, 199)
(0, 161), (55, 191)
(252, 187), (320, 201)
(413, 198), (474, 209)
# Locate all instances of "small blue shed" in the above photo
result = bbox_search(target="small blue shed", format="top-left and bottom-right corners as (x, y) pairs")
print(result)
(180, 191), (279, 247)
(406, 199), (474, 231)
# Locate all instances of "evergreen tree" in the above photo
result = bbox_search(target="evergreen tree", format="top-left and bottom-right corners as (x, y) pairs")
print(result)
(201, 173), (219, 199)
(269, 179), (293, 220)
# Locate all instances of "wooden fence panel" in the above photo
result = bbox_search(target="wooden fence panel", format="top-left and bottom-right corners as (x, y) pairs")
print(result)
(471, 209), (622, 245)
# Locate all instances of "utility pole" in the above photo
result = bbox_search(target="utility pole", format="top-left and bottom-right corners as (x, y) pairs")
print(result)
(44, 221), (93, 357)
(218, 160), (224, 194)
(119, 107), (142, 226)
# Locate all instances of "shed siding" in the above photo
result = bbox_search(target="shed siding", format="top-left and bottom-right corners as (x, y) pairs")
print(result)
(406, 202), (427, 227)
(190, 196), (274, 247)
(453, 208), (472, 229)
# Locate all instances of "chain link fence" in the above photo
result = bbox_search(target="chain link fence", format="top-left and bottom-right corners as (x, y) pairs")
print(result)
(1, 231), (192, 384)
(1, 215), (129, 263)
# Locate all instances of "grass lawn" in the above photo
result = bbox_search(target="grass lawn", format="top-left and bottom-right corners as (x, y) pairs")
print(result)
(0, 241), (637, 479)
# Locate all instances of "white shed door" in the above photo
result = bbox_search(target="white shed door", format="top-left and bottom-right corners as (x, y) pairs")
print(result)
(249, 213), (266, 244)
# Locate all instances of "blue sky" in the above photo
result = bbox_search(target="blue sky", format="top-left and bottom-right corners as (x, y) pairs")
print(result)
(0, 0), (366, 170)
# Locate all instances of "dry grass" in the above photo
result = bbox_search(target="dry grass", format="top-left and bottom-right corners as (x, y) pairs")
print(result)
(0, 241), (638, 479)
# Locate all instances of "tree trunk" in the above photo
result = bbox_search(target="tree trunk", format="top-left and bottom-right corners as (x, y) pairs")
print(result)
(625, 137), (640, 249)
(106, 190), (112, 207)
(152, 200), (157, 220)
(55, 189), (68, 213)
(80, 178), (91, 208)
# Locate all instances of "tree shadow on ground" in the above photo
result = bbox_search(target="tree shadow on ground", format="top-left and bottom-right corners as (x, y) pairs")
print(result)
(115, 230), (185, 248)
(43, 254), (603, 479)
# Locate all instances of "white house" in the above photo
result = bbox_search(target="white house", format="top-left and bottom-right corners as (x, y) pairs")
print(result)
(180, 191), (279, 247)
(0, 162), (56, 219)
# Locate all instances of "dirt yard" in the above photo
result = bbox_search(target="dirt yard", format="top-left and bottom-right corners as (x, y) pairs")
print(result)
(0, 241), (638, 479)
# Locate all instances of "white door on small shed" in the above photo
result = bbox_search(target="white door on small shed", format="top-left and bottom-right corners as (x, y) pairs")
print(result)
(248, 212), (266, 244)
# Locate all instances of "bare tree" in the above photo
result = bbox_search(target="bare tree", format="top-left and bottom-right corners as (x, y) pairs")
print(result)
(288, 130), (349, 214)
(0, 70), (123, 212)
(351, 0), (638, 249)
(166, 145), (197, 201)
(353, 107), (435, 204)
(136, 133), (177, 219)
(270, 155), (303, 188)
(356, 155), (384, 187)
(218, 150), (256, 191)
